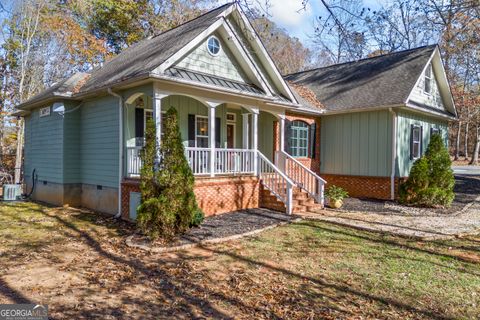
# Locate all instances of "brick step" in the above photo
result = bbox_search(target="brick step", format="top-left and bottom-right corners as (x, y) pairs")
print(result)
(260, 183), (323, 214)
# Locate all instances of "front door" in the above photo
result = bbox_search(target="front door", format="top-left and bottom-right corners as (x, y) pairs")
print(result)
(227, 124), (235, 148)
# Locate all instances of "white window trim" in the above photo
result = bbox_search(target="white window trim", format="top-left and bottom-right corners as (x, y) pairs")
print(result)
(226, 122), (236, 148)
(206, 36), (221, 57)
(195, 115), (209, 148)
(143, 109), (166, 133)
(411, 125), (422, 160)
(423, 64), (432, 96)
(290, 120), (310, 158)
(226, 112), (236, 123)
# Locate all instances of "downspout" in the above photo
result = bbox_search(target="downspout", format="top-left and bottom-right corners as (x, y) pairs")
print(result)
(108, 88), (123, 218)
(389, 108), (397, 200)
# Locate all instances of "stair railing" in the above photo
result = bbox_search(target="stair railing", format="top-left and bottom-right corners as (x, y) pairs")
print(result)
(257, 152), (295, 214)
(275, 150), (326, 206)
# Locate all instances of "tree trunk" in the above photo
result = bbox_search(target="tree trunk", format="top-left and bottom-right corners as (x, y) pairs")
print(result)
(14, 119), (24, 183)
(469, 125), (480, 165)
(464, 121), (469, 160)
(454, 121), (461, 160)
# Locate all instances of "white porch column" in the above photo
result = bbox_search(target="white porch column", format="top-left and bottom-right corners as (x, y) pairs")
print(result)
(242, 113), (250, 149)
(251, 109), (259, 176)
(153, 89), (169, 164)
(206, 100), (222, 177)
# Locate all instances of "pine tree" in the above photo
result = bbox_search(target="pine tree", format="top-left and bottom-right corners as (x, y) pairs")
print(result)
(137, 107), (203, 240)
(399, 133), (455, 207)
(424, 133), (455, 205)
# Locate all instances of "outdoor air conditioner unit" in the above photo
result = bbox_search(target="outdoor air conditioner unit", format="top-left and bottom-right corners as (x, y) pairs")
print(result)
(2, 184), (22, 201)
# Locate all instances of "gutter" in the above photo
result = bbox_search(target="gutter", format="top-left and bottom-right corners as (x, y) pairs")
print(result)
(107, 88), (123, 219)
(389, 108), (397, 200)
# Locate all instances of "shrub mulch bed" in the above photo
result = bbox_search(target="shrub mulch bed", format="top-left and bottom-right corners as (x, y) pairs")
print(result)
(337, 175), (480, 216)
(128, 208), (300, 251)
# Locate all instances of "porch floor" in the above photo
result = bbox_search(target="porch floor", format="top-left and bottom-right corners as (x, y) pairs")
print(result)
(127, 209), (300, 251)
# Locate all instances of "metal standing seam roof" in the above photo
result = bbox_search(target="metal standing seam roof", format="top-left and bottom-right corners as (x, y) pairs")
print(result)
(165, 67), (265, 95)
(284, 45), (438, 112)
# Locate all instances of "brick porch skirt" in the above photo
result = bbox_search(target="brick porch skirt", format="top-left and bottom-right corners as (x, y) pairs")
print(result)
(121, 176), (260, 220)
(321, 174), (402, 200)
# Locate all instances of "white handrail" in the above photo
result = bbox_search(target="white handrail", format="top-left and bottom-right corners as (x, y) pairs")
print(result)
(276, 150), (326, 206)
(258, 152), (295, 214)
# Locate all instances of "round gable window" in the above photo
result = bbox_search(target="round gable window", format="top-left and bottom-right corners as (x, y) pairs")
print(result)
(207, 36), (221, 56)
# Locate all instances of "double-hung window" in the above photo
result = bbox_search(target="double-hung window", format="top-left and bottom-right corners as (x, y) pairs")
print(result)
(424, 64), (432, 94)
(290, 120), (309, 158)
(195, 116), (209, 147)
(411, 125), (422, 160)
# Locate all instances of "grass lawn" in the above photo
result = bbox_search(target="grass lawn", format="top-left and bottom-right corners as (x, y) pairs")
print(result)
(0, 202), (479, 319)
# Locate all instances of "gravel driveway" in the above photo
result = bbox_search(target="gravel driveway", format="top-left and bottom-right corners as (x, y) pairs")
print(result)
(305, 175), (480, 239)
(339, 175), (480, 216)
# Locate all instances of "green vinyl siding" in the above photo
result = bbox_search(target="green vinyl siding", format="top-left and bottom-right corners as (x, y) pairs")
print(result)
(63, 101), (81, 183)
(24, 106), (64, 183)
(321, 110), (392, 177)
(175, 32), (249, 83)
(258, 111), (276, 161)
(158, 95), (243, 148)
(80, 95), (119, 188)
(396, 109), (448, 177)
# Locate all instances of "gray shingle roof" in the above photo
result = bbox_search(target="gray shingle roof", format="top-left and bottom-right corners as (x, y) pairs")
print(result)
(17, 72), (89, 108)
(79, 3), (234, 93)
(284, 45), (437, 112)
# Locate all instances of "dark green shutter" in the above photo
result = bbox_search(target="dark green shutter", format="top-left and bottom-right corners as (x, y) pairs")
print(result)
(188, 114), (195, 147)
(135, 108), (144, 138)
(309, 122), (316, 158)
(215, 117), (221, 147)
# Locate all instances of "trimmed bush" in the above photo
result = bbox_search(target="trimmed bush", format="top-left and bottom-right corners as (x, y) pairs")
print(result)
(137, 107), (204, 240)
(399, 133), (455, 207)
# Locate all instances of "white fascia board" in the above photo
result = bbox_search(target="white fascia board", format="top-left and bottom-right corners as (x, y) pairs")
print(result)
(154, 18), (225, 74)
(231, 8), (298, 104)
(220, 21), (273, 95)
(321, 104), (405, 116)
(431, 48), (457, 116)
(404, 50), (435, 104)
(404, 47), (456, 117)
(404, 103), (457, 121)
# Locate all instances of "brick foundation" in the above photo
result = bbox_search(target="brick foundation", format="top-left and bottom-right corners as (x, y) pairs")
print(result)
(321, 174), (401, 200)
(120, 176), (260, 220)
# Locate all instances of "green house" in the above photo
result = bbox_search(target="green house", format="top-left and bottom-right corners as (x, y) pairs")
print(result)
(14, 3), (456, 218)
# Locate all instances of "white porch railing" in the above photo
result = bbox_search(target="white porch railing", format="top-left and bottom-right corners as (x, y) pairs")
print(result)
(126, 147), (256, 177)
(185, 147), (211, 175)
(214, 148), (255, 174)
(127, 146), (143, 177)
(258, 152), (295, 214)
(275, 150), (326, 206)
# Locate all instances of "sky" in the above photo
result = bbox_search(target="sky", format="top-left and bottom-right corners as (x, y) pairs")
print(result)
(219, 0), (386, 47)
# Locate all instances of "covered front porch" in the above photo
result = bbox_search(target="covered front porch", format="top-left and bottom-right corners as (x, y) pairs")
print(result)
(120, 83), (325, 216)
(123, 89), (282, 178)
